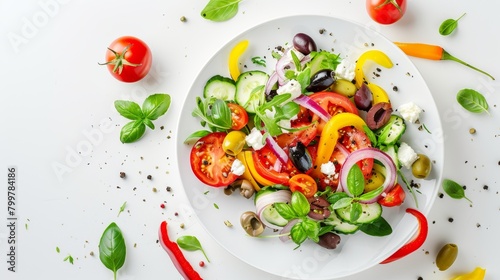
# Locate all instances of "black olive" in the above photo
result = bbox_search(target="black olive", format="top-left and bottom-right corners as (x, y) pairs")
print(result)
(306, 69), (336, 92)
(292, 33), (317, 55)
(289, 142), (313, 173)
(318, 232), (341, 249)
(354, 83), (373, 111)
(366, 102), (392, 130)
(307, 196), (331, 220)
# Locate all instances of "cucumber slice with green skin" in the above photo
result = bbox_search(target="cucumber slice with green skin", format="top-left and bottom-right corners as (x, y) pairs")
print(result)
(380, 144), (401, 170)
(375, 115), (406, 145)
(235, 70), (269, 113)
(261, 204), (288, 227)
(324, 211), (359, 234)
(203, 75), (236, 101)
(335, 202), (382, 224)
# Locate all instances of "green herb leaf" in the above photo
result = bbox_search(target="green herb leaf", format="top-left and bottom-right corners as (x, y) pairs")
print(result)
(142, 93), (171, 120)
(358, 186), (384, 202)
(301, 219), (320, 242)
(442, 179), (472, 203)
(176, 235), (210, 262)
(251, 56), (266, 67)
(291, 191), (310, 217)
(114, 100), (143, 120)
(184, 130), (211, 144)
(143, 118), (155, 130)
(120, 120), (146, 143)
(63, 254), (74, 264)
(209, 99), (232, 129)
(456, 88), (489, 114)
(201, 0), (242, 22)
(439, 13), (466, 36)
(326, 191), (349, 205)
(56, 246), (60, 253)
(349, 202), (362, 223)
(363, 125), (378, 147)
(347, 164), (365, 197)
(99, 222), (126, 280)
(290, 221), (308, 246)
(117, 201), (127, 217)
(331, 197), (353, 210)
(274, 202), (297, 220)
(359, 217), (393, 236)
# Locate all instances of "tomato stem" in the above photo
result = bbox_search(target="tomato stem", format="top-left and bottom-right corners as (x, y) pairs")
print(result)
(98, 44), (142, 75)
(376, 0), (402, 13)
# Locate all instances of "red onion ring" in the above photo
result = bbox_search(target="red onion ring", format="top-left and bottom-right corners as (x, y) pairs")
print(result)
(294, 95), (331, 122)
(265, 135), (289, 165)
(338, 147), (397, 203)
(255, 190), (292, 230)
(279, 218), (299, 242)
(265, 72), (278, 95)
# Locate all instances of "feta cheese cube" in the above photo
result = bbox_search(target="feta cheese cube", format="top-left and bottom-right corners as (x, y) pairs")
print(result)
(335, 59), (355, 81)
(230, 159), (245, 176)
(398, 102), (422, 123)
(398, 142), (419, 169)
(245, 128), (265, 150)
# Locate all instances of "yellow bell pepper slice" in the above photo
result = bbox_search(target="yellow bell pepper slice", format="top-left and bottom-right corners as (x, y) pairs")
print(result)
(355, 50), (393, 88)
(367, 83), (390, 105)
(228, 39), (249, 81)
(312, 113), (367, 178)
(451, 267), (486, 280)
(243, 151), (275, 188)
(236, 152), (261, 191)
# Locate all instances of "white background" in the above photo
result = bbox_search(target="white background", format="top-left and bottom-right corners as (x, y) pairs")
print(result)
(1, 0), (499, 279)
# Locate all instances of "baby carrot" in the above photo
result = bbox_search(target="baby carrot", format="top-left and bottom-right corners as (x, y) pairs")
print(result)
(394, 42), (495, 80)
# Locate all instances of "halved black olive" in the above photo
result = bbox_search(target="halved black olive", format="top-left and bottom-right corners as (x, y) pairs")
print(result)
(289, 142), (313, 173)
(306, 69), (336, 92)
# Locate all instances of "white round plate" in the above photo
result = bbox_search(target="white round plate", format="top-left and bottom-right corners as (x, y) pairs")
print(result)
(176, 15), (443, 279)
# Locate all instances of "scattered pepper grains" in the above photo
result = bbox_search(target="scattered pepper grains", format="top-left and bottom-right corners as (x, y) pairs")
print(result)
(180, 223), (185, 229)
(147, 175), (152, 180)
(448, 217), (454, 223)
(469, 128), (476, 134)
(483, 185), (489, 190)
(152, 187), (157, 193)
(119, 172), (126, 178)
(166, 186), (172, 192)
(180, 16), (187, 22)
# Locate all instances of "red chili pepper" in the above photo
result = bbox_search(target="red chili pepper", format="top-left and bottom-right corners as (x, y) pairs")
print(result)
(158, 221), (203, 280)
(380, 208), (428, 264)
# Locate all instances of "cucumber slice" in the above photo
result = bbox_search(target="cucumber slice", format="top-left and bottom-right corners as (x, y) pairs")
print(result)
(380, 144), (401, 169)
(375, 115), (406, 145)
(324, 211), (359, 234)
(235, 70), (269, 113)
(335, 202), (382, 224)
(261, 204), (288, 227)
(203, 75), (236, 101)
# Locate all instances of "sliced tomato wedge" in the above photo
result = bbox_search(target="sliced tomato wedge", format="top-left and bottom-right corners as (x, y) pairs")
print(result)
(338, 126), (373, 179)
(378, 183), (406, 207)
(309, 91), (359, 133)
(252, 146), (292, 185)
(289, 174), (318, 198)
(227, 103), (248, 130)
(190, 132), (238, 187)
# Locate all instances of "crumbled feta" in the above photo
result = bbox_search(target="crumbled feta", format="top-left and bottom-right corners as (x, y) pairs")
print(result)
(230, 159), (245, 176)
(398, 102), (423, 123)
(335, 59), (356, 81)
(321, 161), (337, 176)
(398, 142), (419, 169)
(277, 79), (302, 102)
(245, 128), (265, 150)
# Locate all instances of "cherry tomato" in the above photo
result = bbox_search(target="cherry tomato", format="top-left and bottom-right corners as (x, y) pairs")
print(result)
(102, 36), (152, 82)
(366, 0), (407, 25)
(190, 132), (239, 187)
(227, 103), (249, 130)
(289, 174), (318, 198)
(252, 146), (294, 185)
(309, 91), (359, 133)
(378, 183), (406, 207)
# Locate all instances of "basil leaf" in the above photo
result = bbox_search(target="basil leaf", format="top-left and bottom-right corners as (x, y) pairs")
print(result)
(201, 0), (242, 22)
(358, 186), (384, 202)
(301, 219), (320, 242)
(99, 222), (126, 280)
(326, 191), (349, 205)
(184, 130), (211, 144)
(281, 102), (300, 120)
(143, 118), (155, 130)
(456, 88), (489, 114)
(331, 197), (352, 210)
(347, 164), (365, 197)
(290, 222), (307, 246)
(359, 217), (393, 236)
(296, 68), (311, 93)
(442, 179), (472, 203)
(349, 202), (362, 223)
(209, 99), (232, 129)
(439, 13), (466, 36)
(363, 125), (378, 147)
(176, 235), (210, 262)
(120, 120), (146, 143)
(273, 202), (297, 220)
(291, 191), (310, 217)
(142, 93), (171, 120)
(114, 100), (143, 120)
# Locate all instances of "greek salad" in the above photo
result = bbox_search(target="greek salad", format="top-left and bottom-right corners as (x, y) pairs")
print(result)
(185, 32), (431, 249)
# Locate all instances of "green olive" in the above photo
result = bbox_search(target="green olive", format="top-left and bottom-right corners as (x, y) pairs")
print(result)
(411, 154), (432, 179)
(436, 243), (458, 271)
(222, 131), (247, 156)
